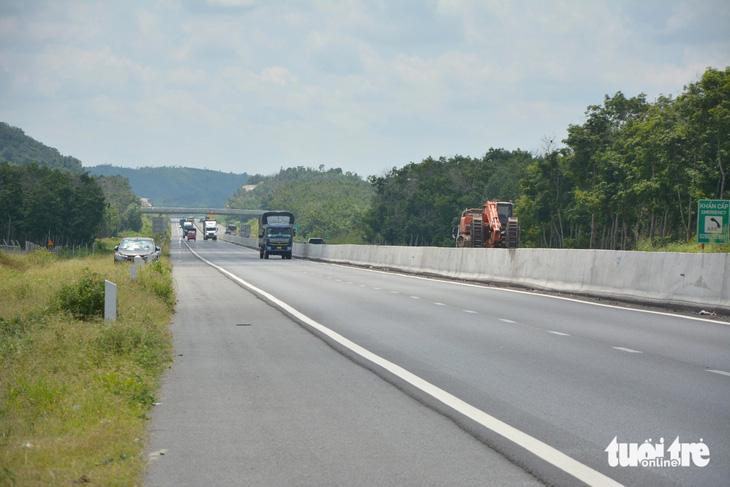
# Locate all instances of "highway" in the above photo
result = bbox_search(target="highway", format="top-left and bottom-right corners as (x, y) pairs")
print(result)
(146, 227), (730, 486)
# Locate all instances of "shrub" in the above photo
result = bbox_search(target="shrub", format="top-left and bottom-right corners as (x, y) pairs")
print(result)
(149, 259), (168, 275)
(52, 269), (105, 320)
(27, 248), (56, 266)
(0, 251), (27, 271)
(147, 279), (174, 310)
(143, 260), (175, 310)
(96, 321), (170, 370)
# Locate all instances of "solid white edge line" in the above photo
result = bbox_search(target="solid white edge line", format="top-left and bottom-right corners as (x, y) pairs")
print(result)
(185, 244), (624, 487)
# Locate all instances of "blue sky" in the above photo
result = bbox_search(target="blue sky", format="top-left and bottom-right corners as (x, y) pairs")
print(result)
(1, 0), (728, 178)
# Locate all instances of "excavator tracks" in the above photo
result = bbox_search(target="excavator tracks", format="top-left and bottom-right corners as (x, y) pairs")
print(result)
(472, 217), (484, 247)
(506, 218), (520, 248)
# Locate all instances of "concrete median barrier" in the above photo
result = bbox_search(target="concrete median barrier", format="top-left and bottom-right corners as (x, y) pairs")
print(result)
(294, 243), (729, 313)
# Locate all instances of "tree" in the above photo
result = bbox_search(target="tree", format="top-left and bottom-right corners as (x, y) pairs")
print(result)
(0, 162), (105, 245)
(101, 205), (122, 237)
(226, 167), (373, 243)
(0, 162), (23, 241)
(123, 203), (143, 232)
(364, 151), (532, 246)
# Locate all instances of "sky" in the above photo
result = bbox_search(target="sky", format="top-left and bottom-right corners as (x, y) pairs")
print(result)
(1, 0), (729, 179)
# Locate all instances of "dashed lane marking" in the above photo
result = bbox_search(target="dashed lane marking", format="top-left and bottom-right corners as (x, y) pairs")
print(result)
(707, 369), (730, 377)
(612, 347), (642, 354)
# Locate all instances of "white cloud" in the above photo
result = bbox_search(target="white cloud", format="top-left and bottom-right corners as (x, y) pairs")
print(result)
(260, 66), (296, 87)
(206, 0), (257, 7)
(0, 0), (727, 176)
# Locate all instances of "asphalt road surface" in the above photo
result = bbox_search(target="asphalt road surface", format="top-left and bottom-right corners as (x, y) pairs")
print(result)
(145, 228), (729, 486)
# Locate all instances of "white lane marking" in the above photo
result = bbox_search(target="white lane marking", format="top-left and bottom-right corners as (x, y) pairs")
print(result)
(410, 296), (421, 299)
(500, 319), (516, 323)
(707, 369), (730, 377)
(612, 347), (642, 354)
(373, 287), (381, 290)
(390, 291), (400, 294)
(327, 263), (729, 326)
(548, 331), (570, 336)
(463, 310), (477, 314)
(434, 302), (446, 306)
(186, 245), (624, 487)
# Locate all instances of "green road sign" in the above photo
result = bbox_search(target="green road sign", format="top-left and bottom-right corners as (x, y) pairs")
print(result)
(697, 199), (730, 244)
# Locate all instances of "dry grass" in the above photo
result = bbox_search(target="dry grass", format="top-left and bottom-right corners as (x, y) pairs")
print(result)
(0, 249), (174, 486)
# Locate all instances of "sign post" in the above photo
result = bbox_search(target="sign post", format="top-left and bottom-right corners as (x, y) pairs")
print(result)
(697, 200), (730, 247)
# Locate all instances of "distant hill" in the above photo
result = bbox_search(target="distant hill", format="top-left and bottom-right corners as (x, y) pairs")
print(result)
(0, 121), (249, 208)
(87, 165), (249, 208)
(226, 166), (372, 243)
(0, 122), (84, 172)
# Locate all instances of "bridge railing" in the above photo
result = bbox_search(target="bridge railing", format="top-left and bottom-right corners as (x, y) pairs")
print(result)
(140, 207), (266, 217)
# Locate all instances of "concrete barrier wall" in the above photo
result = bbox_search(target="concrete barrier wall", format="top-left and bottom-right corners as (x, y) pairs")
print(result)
(218, 234), (728, 312)
(221, 234), (258, 249)
(295, 243), (729, 313)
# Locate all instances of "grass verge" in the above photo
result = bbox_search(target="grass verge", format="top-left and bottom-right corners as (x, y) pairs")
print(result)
(0, 248), (174, 486)
(635, 237), (729, 253)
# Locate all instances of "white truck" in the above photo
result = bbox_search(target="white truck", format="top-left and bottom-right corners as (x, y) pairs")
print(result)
(203, 219), (218, 240)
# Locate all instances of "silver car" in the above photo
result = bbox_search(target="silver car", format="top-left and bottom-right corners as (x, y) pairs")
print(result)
(114, 237), (161, 263)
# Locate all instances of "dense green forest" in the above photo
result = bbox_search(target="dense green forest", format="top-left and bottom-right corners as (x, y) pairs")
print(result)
(518, 66), (728, 249)
(0, 122), (84, 173)
(0, 126), (143, 243)
(0, 162), (105, 245)
(226, 167), (373, 242)
(364, 149), (531, 246)
(365, 66), (729, 249)
(88, 164), (249, 208)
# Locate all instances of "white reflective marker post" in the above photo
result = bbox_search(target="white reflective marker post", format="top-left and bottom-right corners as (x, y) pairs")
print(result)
(104, 280), (117, 322)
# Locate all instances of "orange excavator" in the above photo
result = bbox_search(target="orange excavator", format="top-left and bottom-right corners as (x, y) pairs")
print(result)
(455, 200), (520, 248)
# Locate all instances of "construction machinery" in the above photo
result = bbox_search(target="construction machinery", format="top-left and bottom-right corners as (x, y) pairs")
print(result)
(455, 201), (520, 248)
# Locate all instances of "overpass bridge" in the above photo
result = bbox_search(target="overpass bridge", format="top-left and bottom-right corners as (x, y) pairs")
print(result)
(140, 207), (266, 217)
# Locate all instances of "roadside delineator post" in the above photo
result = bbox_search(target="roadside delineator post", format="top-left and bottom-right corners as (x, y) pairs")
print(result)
(104, 280), (117, 323)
